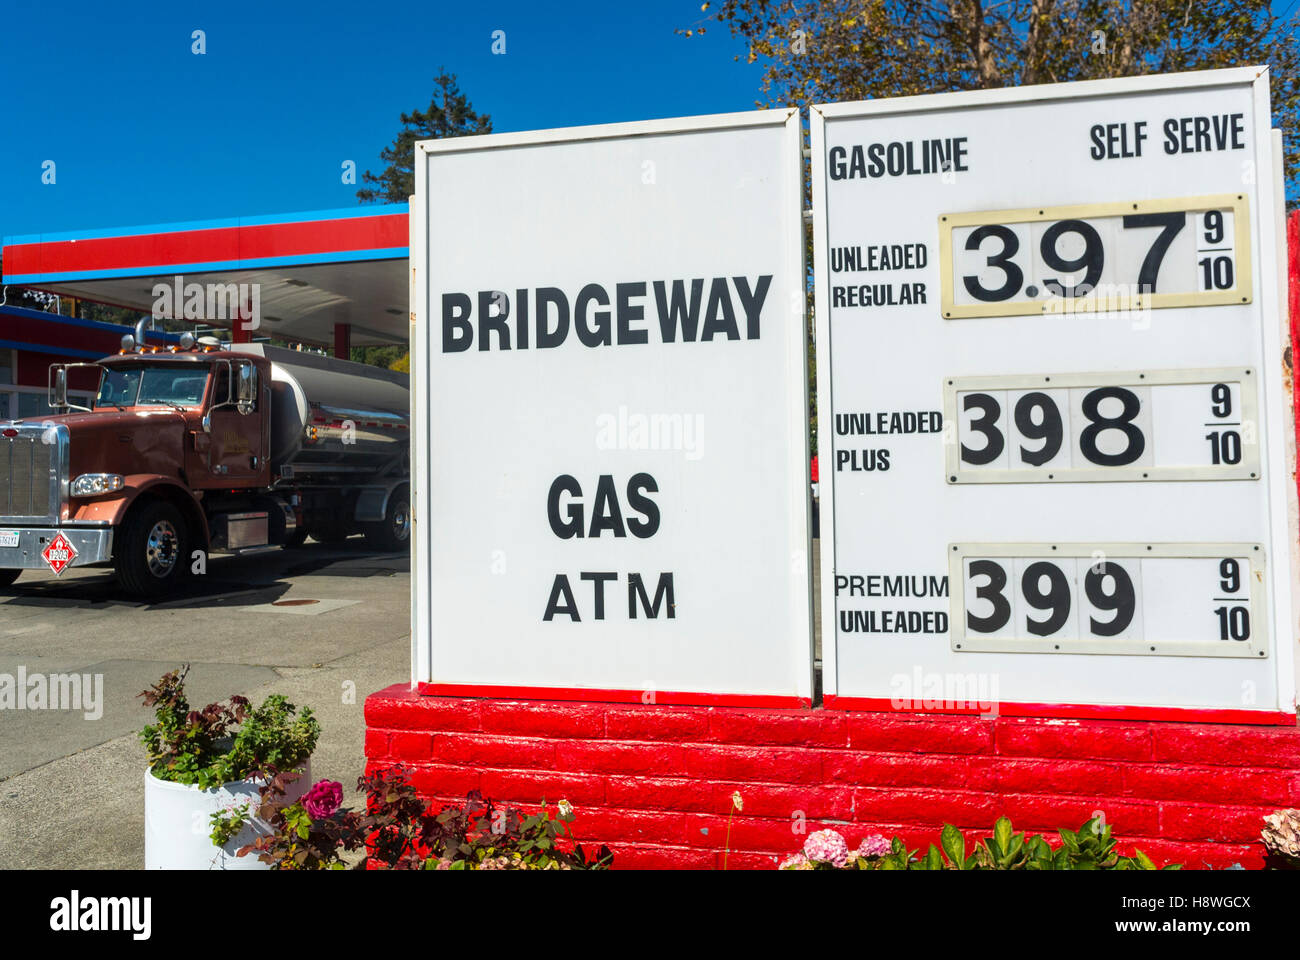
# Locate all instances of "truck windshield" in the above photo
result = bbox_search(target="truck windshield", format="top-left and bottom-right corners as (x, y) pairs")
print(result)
(97, 367), (208, 408)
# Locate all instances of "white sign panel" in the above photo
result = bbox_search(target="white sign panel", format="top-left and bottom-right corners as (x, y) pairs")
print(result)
(412, 110), (812, 705)
(812, 68), (1296, 721)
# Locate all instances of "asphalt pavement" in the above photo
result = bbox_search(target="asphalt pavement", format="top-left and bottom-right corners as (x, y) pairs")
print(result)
(0, 538), (410, 869)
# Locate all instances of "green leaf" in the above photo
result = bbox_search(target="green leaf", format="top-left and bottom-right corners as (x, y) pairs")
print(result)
(1004, 842), (1024, 868)
(940, 824), (965, 868)
(993, 815), (1014, 853)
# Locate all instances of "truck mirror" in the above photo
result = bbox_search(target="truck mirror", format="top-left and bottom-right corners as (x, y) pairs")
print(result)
(50, 368), (69, 410)
(236, 362), (257, 415)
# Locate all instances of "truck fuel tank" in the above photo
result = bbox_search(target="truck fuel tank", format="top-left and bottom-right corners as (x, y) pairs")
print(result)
(228, 344), (409, 476)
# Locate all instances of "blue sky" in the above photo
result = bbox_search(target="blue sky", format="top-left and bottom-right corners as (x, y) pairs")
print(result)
(2, 2), (1294, 241)
(0, 1), (758, 238)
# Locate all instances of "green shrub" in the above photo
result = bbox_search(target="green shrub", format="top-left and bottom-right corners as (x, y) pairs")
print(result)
(781, 816), (1180, 870)
(139, 665), (320, 789)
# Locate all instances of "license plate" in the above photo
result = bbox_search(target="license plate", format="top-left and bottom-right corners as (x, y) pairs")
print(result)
(939, 193), (1251, 319)
(0, 531), (19, 548)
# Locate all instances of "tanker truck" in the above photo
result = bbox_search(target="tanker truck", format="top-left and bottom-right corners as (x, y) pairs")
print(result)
(0, 326), (410, 597)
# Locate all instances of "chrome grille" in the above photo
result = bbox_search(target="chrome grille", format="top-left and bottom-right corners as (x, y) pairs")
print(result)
(0, 424), (67, 523)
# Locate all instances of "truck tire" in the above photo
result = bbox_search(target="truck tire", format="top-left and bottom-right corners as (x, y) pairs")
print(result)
(0, 569), (20, 588)
(365, 485), (410, 552)
(115, 500), (189, 599)
(283, 527), (309, 549)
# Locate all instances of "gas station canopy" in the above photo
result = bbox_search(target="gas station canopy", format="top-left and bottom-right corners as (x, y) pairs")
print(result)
(2, 204), (410, 348)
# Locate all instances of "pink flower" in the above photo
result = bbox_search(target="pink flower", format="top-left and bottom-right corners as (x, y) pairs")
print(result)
(778, 852), (810, 870)
(854, 834), (892, 858)
(302, 780), (343, 820)
(803, 829), (849, 867)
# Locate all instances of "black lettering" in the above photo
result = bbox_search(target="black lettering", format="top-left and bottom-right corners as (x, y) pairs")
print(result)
(616, 282), (648, 345)
(574, 283), (612, 347)
(580, 572), (617, 620)
(732, 274), (771, 340)
(828, 146), (846, 179)
(1163, 117), (1179, 154)
(478, 290), (510, 351)
(850, 145), (868, 178)
(589, 474), (626, 537)
(442, 292), (473, 352)
(654, 279), (704, 342)
(952, 138), (968, 171)
(544, 575), (580, 621)
(628, 572), (675, 619)
(516, 288), (529, 348)
(700, 277), (740, 341)
(1090, 124), (1106, 160)
(625, 473), (660, 538)
(535, 287), (569, 348)
(547, 475), (583, 539)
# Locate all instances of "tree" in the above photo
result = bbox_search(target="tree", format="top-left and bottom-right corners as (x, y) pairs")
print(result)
(682, 0), (1300, 199)
(357, 71), (492, 204)
(349, 344), (408, 369)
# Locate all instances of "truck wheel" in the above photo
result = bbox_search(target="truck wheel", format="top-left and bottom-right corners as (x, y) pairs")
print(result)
(115, 501), (189, 599)
(365, 485), (410, 552)
(0, 569), (20, 588)
(284, 527), (309, 549)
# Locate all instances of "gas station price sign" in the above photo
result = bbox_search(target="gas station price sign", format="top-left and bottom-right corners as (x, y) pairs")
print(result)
(812, 68), (1297, 720)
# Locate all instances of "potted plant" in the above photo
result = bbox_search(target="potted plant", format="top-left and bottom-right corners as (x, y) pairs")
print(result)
(139, 665), (320, 870)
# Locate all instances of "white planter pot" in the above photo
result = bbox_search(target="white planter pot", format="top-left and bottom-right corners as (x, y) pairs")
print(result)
(144, 762), (311, 870)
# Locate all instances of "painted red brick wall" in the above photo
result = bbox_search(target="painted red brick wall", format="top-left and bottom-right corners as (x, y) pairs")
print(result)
(365, 684), (1300, 869)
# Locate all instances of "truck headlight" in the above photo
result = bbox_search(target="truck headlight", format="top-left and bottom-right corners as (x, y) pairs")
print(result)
(71, 474), (125, 497)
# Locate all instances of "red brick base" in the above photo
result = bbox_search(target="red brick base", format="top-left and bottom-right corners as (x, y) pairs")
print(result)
(364, 683), (1300, 869)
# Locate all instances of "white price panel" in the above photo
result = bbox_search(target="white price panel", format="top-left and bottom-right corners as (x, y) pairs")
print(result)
(950, 543), (1268, 659)
(813, 69), (1294, 718)
(944, 367), (1260, 484)
(939, 194), (1251, 319)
